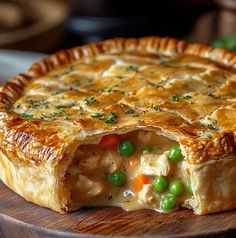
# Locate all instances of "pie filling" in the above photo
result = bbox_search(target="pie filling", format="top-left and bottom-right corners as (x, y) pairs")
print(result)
(65, 130), (193, 213)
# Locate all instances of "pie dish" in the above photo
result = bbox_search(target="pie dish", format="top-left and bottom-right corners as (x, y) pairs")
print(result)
(0, 37), (236, 215)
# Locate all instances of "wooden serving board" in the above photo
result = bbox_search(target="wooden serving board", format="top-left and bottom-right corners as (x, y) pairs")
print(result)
(0, 181), (235, 238)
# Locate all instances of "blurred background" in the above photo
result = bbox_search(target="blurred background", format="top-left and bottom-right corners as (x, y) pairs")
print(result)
(0, 0), (235, 53)
(0, 0), (236, 81)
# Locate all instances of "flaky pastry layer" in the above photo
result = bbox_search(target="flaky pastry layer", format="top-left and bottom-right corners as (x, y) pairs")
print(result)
(0, 37), (236, 214)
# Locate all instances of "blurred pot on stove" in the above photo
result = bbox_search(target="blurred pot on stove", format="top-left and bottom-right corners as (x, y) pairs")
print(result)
(66, 0), (214, 44)
(215, 0), (236, 36)
(0, 0), (69, 52)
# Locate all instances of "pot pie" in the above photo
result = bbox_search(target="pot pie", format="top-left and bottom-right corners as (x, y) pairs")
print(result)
(0, 37), (236, 215)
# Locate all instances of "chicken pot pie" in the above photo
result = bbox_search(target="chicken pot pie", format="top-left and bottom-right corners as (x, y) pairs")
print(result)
(0, 37), (236, 215)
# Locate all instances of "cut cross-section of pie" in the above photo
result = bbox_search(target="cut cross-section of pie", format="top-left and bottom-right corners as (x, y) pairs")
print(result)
(0, 37), (236, 215)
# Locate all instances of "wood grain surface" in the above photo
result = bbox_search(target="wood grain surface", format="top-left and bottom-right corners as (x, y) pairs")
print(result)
(0, 181), (236, 238)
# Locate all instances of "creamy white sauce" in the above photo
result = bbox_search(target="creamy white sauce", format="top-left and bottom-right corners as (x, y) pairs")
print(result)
(65, 130), (192, 212)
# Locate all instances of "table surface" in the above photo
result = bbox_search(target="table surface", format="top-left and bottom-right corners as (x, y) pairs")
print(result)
(0, 181), (236, 238)
(0, 50), (47, 82)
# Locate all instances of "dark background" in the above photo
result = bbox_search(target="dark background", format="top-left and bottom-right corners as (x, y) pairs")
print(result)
(0, 0), (235, 53)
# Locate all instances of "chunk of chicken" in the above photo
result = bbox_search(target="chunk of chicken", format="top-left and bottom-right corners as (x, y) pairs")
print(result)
(138, 184), (158, 207)
(73, 148), (122, 174)
(100, 149), (122, 173)
(78, 155), (100, 172)
(76, 175), (105, 197)
(137, 130), (154, 145)
(140, 153), (171, 176)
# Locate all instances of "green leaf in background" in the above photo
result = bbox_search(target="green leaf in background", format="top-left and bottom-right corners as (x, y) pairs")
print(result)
(212, 35), (236, 51)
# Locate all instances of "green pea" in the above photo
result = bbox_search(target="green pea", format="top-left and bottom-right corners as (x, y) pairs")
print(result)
(187, 180), (193, 194)
(118, 140), (136, 156)
(161, 195), (177, 212)
(152, 176), (169, 193)
(108, 171), (126, 187)
(167, 145), (183, 162)
(169, 180), (185, 197)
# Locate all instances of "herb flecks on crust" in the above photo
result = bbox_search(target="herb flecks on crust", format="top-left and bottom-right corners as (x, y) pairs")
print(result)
(10, 37), (236, 142)
(105, 112), (118, 124)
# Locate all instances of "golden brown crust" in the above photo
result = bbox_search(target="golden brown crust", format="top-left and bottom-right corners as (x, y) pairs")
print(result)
(188, 156), (236, 215)
(0, 36), (236, 169)
(0, 36), (236, 214)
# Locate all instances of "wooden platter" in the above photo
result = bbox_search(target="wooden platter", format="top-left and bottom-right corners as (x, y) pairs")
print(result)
(0, 181), (235, 238)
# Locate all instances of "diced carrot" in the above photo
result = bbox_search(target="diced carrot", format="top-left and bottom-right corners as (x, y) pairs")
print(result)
(133, 174), (150, 193)
(128, 157), (139, 169)
(98, 134), (120, 148)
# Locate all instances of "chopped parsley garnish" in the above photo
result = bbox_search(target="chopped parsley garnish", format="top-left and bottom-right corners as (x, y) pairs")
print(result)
(55, 102), (76, 109)
(91, 112), (105, 120)
(207, 124), (219, 131)
(124, 108), (133, 114)
(15, 102), (21, 108)
(143, 109), (149, 114)
(183, 95), (192, 100)
(91, 112), (102, 118)
(105, 112), (118, 123)
(99, 88), (113, 93)
(151, 82), (161, 88)
(52, 110), (64, 117)
(21, 113), (33, 119)
(99, 84), (120, 93)
(117, 76), (126, 79)
(27, 99), (48, 108)
(127, 65), (139, 72)
(207, 92), (221, 99)
(85, 79), (94, 86)
(91, 112), (104, 120)
(40, 109), (69, 121)
(169, 94), (194, 102)
(63, 113), (69, 120)
(85, 96), (96, 105)
(40, 114), (52, 120)
(201, 133), (212, 138)
(170, 95), (181, 102)
(33, 101), (45, 107)
(150, 103), (161, 111)
(207, 92), (214, 97)
(52, 88), (70, 95)
(132, 113), (140, 117)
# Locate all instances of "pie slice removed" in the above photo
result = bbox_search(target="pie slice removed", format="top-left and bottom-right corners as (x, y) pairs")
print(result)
(0, 37), (236, 215)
